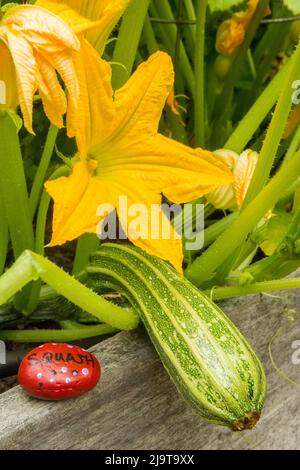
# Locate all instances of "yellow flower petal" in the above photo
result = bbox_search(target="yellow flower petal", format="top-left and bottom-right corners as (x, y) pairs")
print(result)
(207, 149), (258, 210)
(114, 51), (174, 138)
(37, 0), (131, 53)
(234, 149), (258, 209)
(0, 4), (80, 134)
(4, 5), (80, 51)
(5, 30), (37, 133)
(35, 55), (67, 128)
(46, 161), (183, 273)
(45, 160), (107, 246)
(36, 0), (100, 35)
(67, 39), (115, 156)
(206, 149), (239, 210)
(112, 177), (183, 274)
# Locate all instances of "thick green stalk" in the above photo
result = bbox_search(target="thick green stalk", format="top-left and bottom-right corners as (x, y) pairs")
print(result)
(0, 112), (34, 258)
(203, 212), (238, 249)
(0, 195), (8, 275)
(182, 0), (196, 55)
(0, 112), (35, 311)
(241, 20), (291, 115)
(243, 40), (300, 207)
(208, 277), (300, 301)
(29, 124), (58, 218)
(0, 323), (117, 343)
(143, 14), (159, 54)
(185, 149), (300, 287)
(194, 0), (207, 147)
(183, 0), (196, 41)
(35, 165), (70, 255)
(35, 191), (50, 255)
(0, 250), (139, 330)
(112, 0), (150, 89)
(212, 0), (269, 119)
(224, 60), (290, 153)
(152, 0), (195, 94)
(284, 125), (300, 164)
(73, 234), (100, 276)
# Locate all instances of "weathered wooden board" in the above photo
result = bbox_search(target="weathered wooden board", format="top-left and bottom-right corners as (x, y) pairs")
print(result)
(0, 289), (300, 450)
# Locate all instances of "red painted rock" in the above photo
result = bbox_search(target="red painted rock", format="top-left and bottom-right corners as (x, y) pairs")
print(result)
(18, 343), (101, 400)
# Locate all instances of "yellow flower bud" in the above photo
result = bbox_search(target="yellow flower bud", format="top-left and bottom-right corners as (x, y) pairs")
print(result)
(207, 149), (258, 210)
(216, 0), (271, 57)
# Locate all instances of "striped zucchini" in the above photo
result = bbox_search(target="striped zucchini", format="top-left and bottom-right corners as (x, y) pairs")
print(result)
(87, 243), (267, 431)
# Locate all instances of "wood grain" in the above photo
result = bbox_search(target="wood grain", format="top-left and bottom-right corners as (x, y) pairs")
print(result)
(0, 288), (300, 450)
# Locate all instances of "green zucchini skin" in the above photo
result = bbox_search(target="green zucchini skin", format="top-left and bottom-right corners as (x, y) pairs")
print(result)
(87, 243), (267, 430)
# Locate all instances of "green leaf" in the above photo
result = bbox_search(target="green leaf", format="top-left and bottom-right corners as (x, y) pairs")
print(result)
(283, 0), (300, 15)
(208, 0), (246, 13)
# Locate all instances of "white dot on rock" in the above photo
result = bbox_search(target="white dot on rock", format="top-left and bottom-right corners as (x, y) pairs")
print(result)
(65, 377), (71, 384)
(82, 368), (89, 376)
(37, 373), (42, 379)
(61, 367), (68, 373)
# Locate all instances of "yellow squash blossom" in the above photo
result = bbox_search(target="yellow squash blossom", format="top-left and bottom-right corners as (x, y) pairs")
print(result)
(206, 149), (258, 210)
(0, 0), (130, 156)
(0, 4), (80, 133)
(45, 52), (233, 273)
(216, 0), (270, 56)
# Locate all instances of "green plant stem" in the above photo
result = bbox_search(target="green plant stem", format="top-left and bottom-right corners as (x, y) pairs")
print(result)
(207, 277), (300, 301)
(194, 0), (207, 147)
(182, 0), (196, 55)
(0, 195), (8, 275)
(0, 112), (34, 258)
(143, 14), (159, 54)
(29, 124), (58, 218)
(284, 125), (300, 163)
(0, 112), (35, 312)
(174, 0), (184, 75)
(35, 165), (70, 255)
(183, 0), (196, 41)
(35, 191), (50, 255)
(243, 40), (300, 207)
(212, 0), (269, 119)
(0, 323), (117, 343)
(73, 234), (100, 276)
(224, 60), (290, 153)
(0, 250), (139, 330)
(112, 0), (150, 89)
(152, 0), (195, 94)
(185, 149), (300, 287)
(242, 20), (290, 115)
(203, 212), (238, 248)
